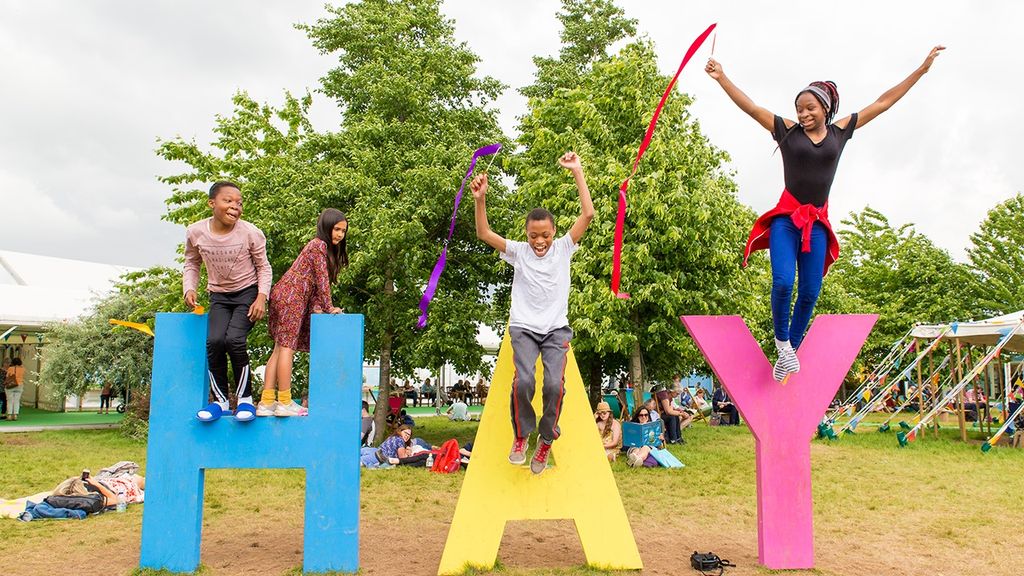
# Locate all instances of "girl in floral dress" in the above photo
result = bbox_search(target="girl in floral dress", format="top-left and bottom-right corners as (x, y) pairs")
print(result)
(258, 209), (349, 416)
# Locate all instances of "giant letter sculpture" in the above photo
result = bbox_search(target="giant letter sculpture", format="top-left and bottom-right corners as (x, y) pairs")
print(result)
(680, 314), (876, 569)
(140, 313), (363, 573)
(438, 330), (642, 574)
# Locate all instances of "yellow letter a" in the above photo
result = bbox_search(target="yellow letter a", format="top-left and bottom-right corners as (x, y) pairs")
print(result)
(438, 331), (642, 574)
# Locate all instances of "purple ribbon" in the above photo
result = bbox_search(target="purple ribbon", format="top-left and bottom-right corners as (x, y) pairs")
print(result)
(416, 142), (502, 329)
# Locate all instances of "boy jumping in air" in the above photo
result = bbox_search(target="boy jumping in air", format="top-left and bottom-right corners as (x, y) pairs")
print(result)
(471, 151), (594, 475)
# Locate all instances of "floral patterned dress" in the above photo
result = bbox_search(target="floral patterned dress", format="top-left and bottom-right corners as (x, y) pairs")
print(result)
(268, 238), (334, 352)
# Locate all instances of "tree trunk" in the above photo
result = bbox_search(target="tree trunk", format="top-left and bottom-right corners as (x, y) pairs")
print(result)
(588, 356), (603, 410)
(372, 273), (396, 444)
(630, 340), (643, 410)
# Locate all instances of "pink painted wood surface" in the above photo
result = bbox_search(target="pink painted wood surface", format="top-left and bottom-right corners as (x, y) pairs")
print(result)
(680, 314), (876, 569)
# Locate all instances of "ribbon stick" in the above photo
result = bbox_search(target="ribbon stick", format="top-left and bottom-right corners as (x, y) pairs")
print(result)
(610, 23), (717, 298)
(416, 142), (503, 329)
(109, 319), (155, 337)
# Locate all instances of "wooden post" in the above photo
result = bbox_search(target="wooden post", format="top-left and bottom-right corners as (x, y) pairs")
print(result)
(914, 344), (924, 440)
(955, 340), (967, 442)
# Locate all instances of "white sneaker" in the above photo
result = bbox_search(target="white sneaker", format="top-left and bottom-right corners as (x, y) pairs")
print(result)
(256, 402), (278, 417)
(274, 401), (308, 417)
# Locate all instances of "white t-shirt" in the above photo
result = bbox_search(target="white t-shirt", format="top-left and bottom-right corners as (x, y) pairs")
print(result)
(449, 401), (469, 421)
(501, 234), (579, 334)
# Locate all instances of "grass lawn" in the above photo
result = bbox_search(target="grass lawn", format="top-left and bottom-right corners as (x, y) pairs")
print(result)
(2, 415), (1022, 576)
(0, 406), (124, 429)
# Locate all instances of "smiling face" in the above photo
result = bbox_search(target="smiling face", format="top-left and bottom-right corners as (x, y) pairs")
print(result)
(795, 92), (827, 132)
(597, 410), (610, 421)
(208, 186), (243, 228)
(526, 218), (555, 257)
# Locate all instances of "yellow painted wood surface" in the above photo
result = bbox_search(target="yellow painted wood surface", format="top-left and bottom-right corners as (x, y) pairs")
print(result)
(437, 330), (642, 574)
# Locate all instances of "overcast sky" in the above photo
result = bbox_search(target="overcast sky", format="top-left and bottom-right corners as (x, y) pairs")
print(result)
(3, 1), (1019, 268)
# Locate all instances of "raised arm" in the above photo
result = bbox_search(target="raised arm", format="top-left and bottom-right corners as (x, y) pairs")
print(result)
(705, 58), (776, 132)
(558, 152), (595, 244)
(837, 45), (945, 130)
(471, 173), (507, 253)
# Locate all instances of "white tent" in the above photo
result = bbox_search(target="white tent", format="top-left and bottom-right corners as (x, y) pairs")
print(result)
(909, 310), (1024, 353)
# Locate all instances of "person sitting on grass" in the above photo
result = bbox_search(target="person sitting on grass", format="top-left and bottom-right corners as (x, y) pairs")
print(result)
(447, 397), (471, 421)
(625, 407), (665, 468)
(657, 384), (692, 444)
(595, 401), (622, 462)
(399, 409), (416, 428)
(360, 401), (375, 447)
(360, 425), (414, 468)
(642, 398), (661, 422)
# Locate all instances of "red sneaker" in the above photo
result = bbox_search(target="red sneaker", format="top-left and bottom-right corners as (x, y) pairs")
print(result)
(509, 436), (529, 465)
(530, 440), (552, 475)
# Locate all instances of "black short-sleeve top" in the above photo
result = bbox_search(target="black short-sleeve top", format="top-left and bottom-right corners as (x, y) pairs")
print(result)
(772, 113), (858, 207)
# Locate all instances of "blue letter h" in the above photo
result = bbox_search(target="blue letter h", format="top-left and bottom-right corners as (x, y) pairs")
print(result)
(140, 313), (363, 573)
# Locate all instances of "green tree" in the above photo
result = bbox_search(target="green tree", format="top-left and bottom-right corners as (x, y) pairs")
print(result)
(37, 280), (161, 412)
(516, 7), (756, 399)
(967, 193), (1024, 315)
(520, 0), (637, 100)
(300, 0), (509, 440)
(831, 206), (981, 363)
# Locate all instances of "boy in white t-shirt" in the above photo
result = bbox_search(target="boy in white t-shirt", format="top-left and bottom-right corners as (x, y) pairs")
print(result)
(470, 151), (595, 475)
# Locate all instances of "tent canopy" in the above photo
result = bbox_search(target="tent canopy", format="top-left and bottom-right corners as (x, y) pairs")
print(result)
(909, 310), (1024, 353)
(0, 250), (138, 329)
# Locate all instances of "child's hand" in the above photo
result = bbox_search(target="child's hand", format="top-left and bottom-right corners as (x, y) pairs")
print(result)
(470, 173), (488, 200)
(705, 57), (723, 80)
(330, 307), (343, 314)
(558, 152), (582, 172)
(248, 294), (267, 322)
(920, 45), (945, 73)
(185, 290), (197, 308)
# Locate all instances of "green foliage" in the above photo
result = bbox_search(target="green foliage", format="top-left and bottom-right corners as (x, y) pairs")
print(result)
(157, 0), (511, 441)
(515, 34), (755, 389)
(302, 0), (511, 441)
(967, 193), (1024, 315)
(831, 207), (982, 362)
(37, 277), (168, 403)
(520, 0), (637, 100)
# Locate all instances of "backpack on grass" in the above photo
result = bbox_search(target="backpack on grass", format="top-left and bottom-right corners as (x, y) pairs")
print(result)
(431, 439), (461, 473)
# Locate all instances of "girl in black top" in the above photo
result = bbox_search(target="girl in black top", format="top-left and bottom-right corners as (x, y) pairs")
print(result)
(706, 45), (944, 381)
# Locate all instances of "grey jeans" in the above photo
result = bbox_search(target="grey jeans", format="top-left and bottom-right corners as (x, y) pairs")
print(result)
(509, 325), (573, 442)
(6, 386), (23, 416)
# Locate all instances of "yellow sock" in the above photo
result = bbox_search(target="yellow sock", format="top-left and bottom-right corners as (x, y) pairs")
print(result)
(279, 390), (292, 405)
(260, 389), (276, 405)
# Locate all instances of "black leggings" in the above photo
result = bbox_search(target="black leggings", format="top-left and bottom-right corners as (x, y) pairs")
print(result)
(207, 285), (257, 404)
(100, 394), (111, 410)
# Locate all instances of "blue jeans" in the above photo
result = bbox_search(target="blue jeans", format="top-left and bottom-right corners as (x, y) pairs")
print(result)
(769, 216), (827, 350)
(24, 501), (87, 520)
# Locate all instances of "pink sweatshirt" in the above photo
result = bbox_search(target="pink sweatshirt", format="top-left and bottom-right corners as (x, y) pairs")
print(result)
(183, 218), (272, 296)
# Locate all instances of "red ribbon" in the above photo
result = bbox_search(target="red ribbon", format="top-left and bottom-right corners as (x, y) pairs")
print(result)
(611, 23), (717, 298)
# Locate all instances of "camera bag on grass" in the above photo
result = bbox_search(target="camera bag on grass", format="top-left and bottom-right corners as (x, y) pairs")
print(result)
(690, 551), (735, 575)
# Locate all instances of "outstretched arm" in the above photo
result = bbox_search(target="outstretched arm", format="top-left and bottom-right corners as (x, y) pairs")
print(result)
(837, 45), (945, 130)
(559, 152), (595, 244)
(705, 58), (776, 132)
(471, 173), (507, 253)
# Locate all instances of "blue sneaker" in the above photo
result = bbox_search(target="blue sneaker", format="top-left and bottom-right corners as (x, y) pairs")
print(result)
(196, 402), (224, 422)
